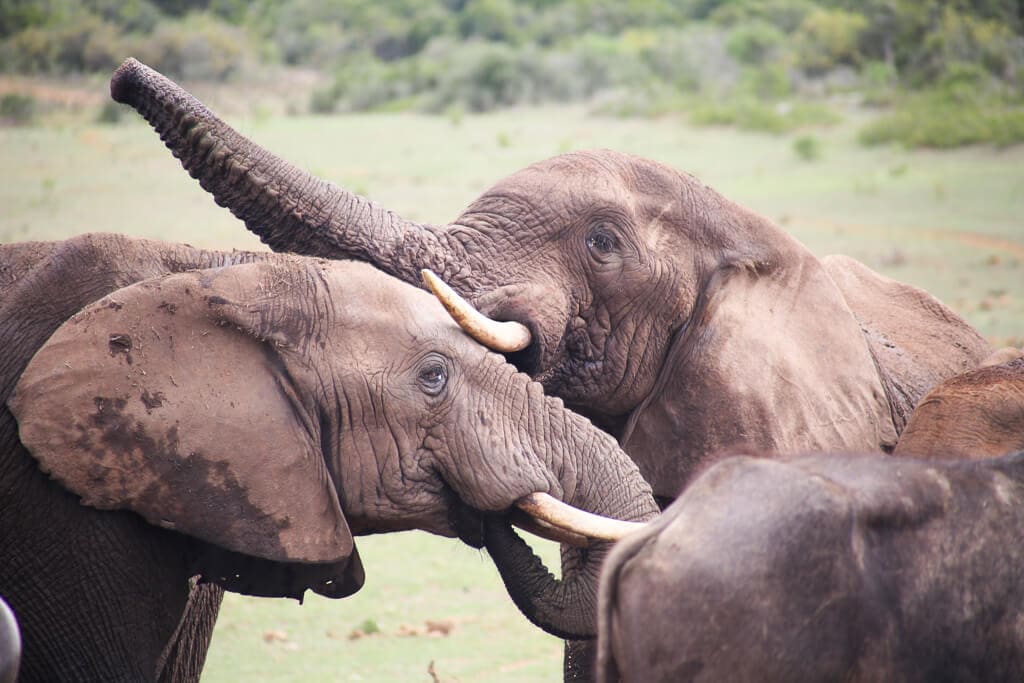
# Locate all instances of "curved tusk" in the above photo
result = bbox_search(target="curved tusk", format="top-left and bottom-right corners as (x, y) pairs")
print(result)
(422, 269), (532, 353)
(509, 508), (593, 548)
(515, 492), (646, 543)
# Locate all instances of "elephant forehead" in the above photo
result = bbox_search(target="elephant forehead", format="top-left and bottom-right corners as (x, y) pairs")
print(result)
(317, 261), (476, 352)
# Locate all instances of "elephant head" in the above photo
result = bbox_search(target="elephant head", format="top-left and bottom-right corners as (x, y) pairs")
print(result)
(111, 59), (990, 499)
(9, 255), (657, 638)
(894, 350), (1024, 460)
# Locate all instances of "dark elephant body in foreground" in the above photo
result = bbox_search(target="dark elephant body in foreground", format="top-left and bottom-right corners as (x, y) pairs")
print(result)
(598, 451), (1024, 683)
(0, 234), (657, 681)
(895, 349), (1024, 460)
(110, 59), (991, 503)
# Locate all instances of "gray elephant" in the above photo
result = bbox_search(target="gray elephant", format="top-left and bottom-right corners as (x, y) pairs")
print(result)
(110, 58), (990, 508)
(597, 450), (1024, 683)
(0, 597), (18, 683)
(894, 348), (1024, 460)
(1, 234), (657, 682)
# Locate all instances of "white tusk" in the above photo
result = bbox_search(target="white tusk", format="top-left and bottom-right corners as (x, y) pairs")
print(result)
(515, 492), (646, 543)
(510, 508), (593, 548)
(422, 269), (532, 353)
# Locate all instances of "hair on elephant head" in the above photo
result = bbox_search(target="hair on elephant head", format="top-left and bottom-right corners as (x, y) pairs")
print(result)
(112, 59), (991, 502)
(597, 450), (1024, 682)
(5, 236), (657, 680)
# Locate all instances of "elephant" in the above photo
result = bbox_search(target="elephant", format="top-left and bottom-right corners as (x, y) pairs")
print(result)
(596, 450), (1024, 683)
(0, 233), (657, 682)
(0, 597), (18, 683)
(110, 58), (991, 508)
(894, 348), (1024, 460)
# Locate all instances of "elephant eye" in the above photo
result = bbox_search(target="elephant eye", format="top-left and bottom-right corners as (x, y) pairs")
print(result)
(586, 225), (619, 258)
(417, 361), (448, 396)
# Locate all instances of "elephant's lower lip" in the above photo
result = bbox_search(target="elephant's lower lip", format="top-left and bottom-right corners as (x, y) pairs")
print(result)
(449, 501), (486, 548)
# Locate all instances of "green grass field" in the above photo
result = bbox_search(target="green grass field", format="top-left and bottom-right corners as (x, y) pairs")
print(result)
(2, 103), (1022, 682)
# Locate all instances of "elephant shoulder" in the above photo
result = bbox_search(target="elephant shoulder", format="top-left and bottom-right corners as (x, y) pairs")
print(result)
(820, 254), (991, 431)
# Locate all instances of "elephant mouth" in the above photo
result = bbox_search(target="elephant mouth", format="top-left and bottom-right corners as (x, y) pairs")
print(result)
(449, 487), (643, 552)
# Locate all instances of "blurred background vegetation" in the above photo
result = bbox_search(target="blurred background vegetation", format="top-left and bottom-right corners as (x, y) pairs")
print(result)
(2, 0), (1024, 147)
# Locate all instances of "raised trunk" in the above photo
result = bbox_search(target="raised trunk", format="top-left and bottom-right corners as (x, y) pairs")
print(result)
(485, 409), (658, 640)
(110, 59), (462, 286)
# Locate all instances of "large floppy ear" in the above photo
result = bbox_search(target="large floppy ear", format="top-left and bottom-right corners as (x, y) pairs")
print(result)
(621, 253), (898, 500)
(10, 263), (356, 574)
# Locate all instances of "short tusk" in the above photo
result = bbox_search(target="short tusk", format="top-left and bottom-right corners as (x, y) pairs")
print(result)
(422, 269), (532, 353)
(515, 492), (646, 543)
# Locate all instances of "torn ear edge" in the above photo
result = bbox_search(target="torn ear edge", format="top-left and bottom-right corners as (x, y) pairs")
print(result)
(9, 266), (364, 599)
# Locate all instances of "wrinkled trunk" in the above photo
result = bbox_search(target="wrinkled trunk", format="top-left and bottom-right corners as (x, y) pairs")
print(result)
(110, 59), (464, 286)
(485, 410), (658, 641)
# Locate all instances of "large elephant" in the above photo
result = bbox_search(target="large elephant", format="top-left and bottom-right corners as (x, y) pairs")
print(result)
(110, 59), (991, 504)
(0, 234), (657, 681)
(894, 348), (1024, 460)
(597, 450), (1024, 683)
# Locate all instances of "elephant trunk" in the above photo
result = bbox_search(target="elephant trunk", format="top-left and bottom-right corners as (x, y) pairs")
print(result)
(110, 59), (462, 286)
(486, 409), (658, 640)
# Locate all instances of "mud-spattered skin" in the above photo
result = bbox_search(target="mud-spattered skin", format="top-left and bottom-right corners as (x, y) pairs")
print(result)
(2, 234), (657, 681)
(894, 352), (1024, 459)
(110, 58), (991, 504)
(598, 451), (1024, 683)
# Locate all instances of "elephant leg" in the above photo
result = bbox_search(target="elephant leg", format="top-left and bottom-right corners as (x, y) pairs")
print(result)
(0, 443), (194, 681)
(157, 580), (225, 683)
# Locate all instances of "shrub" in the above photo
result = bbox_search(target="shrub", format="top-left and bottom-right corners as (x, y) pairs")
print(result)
(793, 134), (821, 160)
(132, 13), (253, 81)
(690, 97), (838, 134)
(0, 14), (124, 74)
(795, 8), (867, 75)
(709, 0), (815, 33)
(0, 92), (38, 125)
(96, 99), (126, 124)
(859, 91), (1024, 149)
(726, 20), (784, 65)
(641, 26), (737, 96)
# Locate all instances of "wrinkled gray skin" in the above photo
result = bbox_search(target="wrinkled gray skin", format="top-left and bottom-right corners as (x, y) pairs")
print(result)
(1, 234), (656, 682)
(0, 597), (19, 683)
(598, 451), (1024, 683)
(895, 350), (1024, 460)
(111, 59), (990, 501)
(110, 58), (990, 679)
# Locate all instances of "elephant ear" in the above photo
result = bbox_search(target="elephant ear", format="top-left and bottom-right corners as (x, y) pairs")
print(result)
(621, 253), (898, 499)
(10, 263), (359, 587)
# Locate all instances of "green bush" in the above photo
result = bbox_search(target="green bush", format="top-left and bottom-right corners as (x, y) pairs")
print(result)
(709, 0), (814, 32)
(96, 99), (127, 124)
(132, 13), (253, 81)
(690, 97), (838, 134)
(0, 13), (123, 73)
(859, 90), (1024, 149)
(0, 92), (38, 125)
(792, 134), (821, 160)
(795, 8), (867, 75)
(726, 20), (784, 65)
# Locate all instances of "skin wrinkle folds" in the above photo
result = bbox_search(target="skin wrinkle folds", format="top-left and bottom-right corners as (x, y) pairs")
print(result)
(111, 62), (1000, 664)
